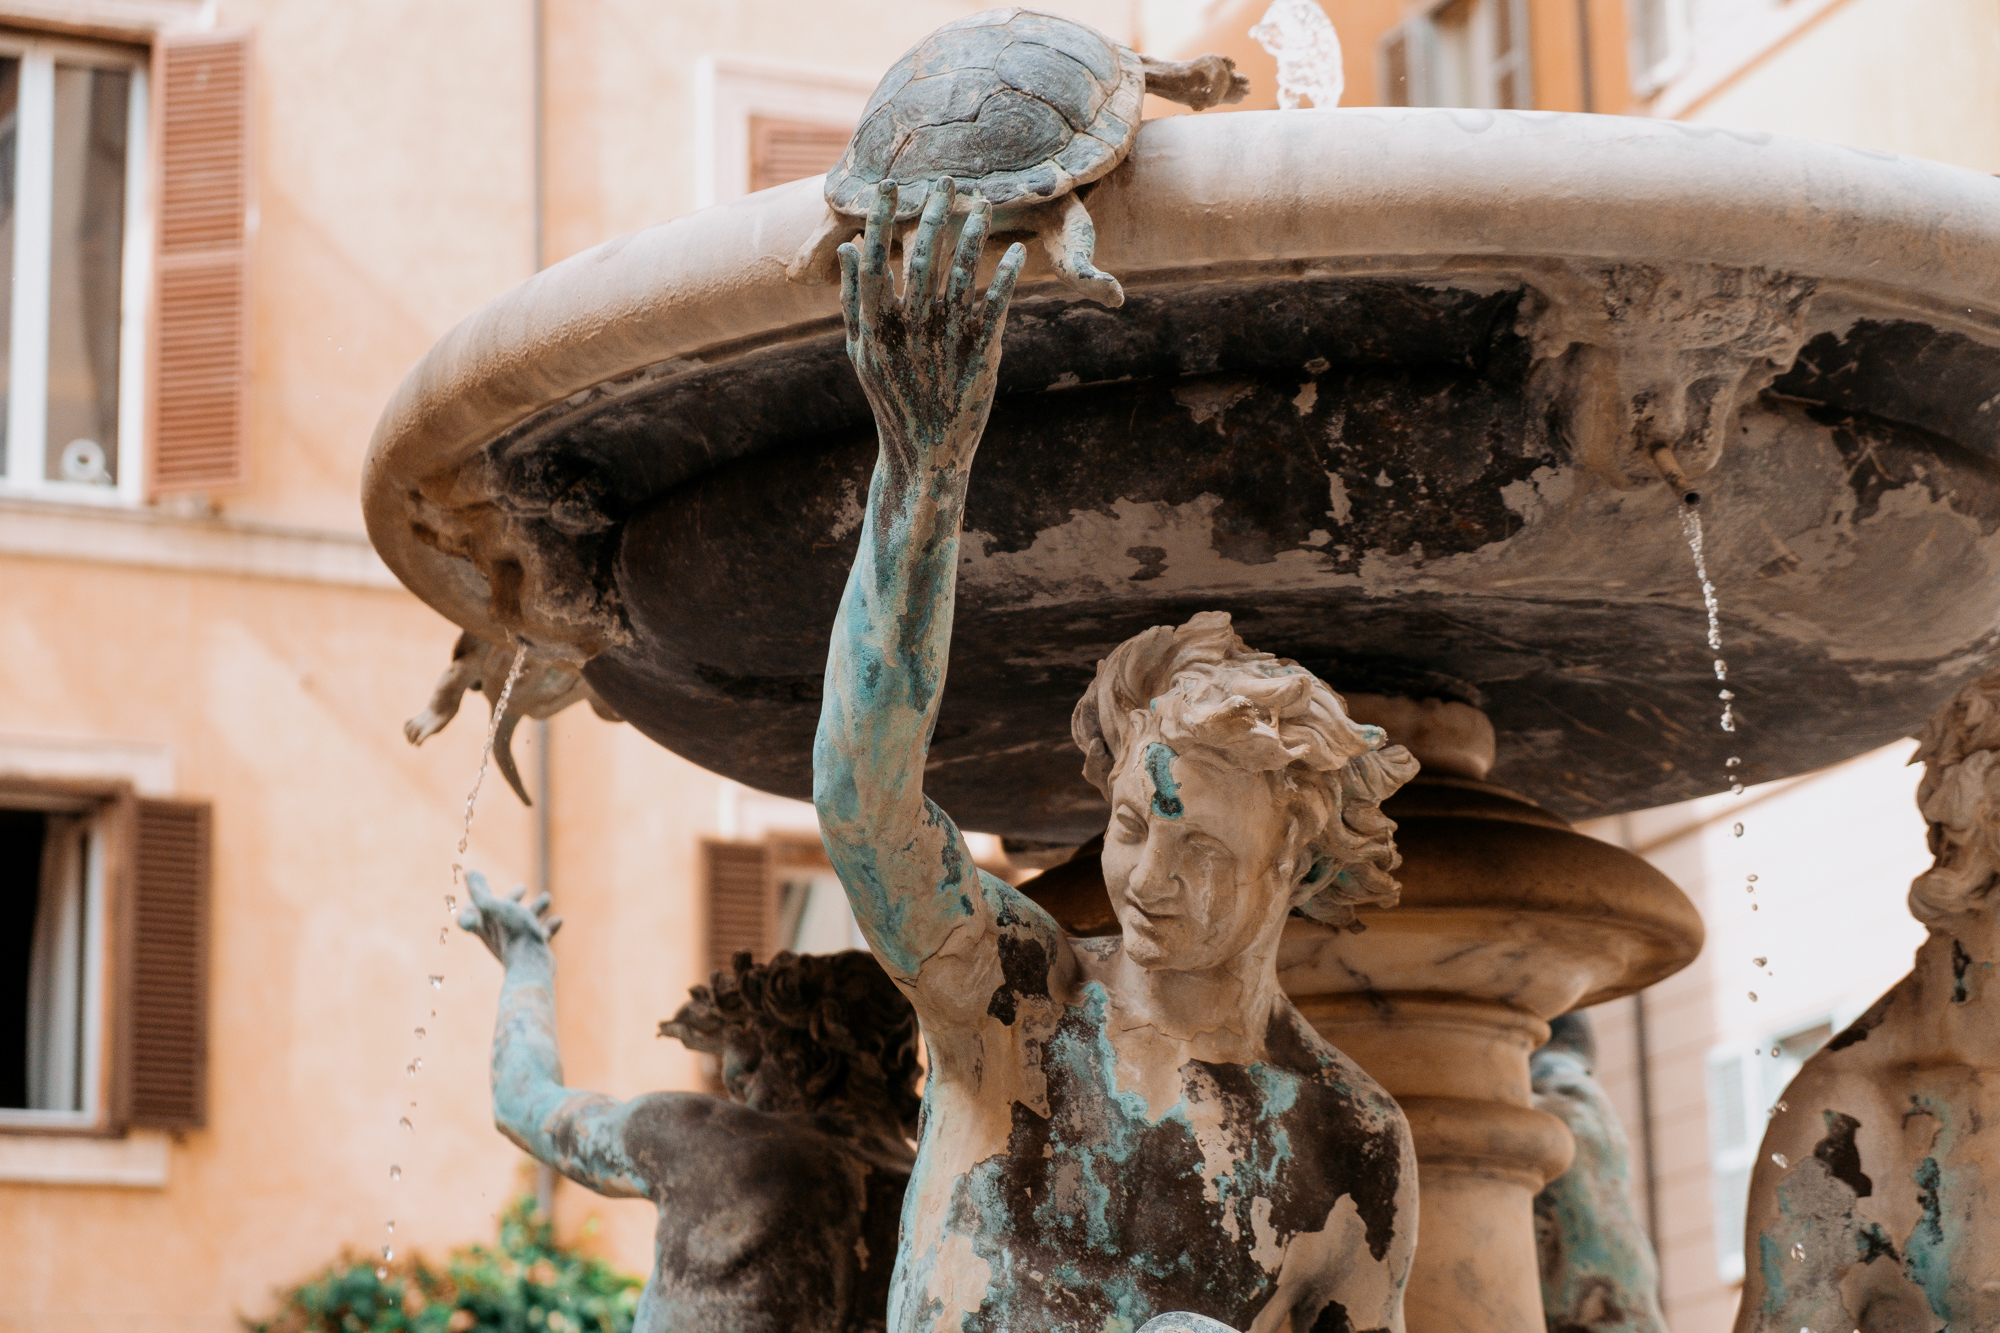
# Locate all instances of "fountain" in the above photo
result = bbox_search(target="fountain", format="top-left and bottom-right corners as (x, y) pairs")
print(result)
(364, 74), (2000, 1333)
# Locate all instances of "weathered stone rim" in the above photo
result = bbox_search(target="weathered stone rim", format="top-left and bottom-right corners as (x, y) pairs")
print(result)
(363, 106), (2000, 650)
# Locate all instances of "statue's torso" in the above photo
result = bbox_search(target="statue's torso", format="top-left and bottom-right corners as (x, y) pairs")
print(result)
(622, 1097), (909, 1333)
(894, 974), (1415, 1333)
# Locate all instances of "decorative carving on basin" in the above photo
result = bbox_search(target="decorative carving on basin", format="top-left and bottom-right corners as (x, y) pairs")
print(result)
(365, 109), (2000, 838)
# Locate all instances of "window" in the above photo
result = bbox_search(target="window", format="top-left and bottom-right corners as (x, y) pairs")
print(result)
(0, 803), (106, 1121)
(695, 55), (870, 208)
(748, 118), (851, 197)
(703, 834), (865, 977)
(0, 780), (209, 1137)
(1705, 1016), (1834, 1281)
(0, 33), (146, 504)
(1379, 0), (1532, 109)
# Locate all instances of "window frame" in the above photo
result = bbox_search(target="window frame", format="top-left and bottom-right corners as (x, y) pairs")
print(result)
(0, 28), (150, 508)
(694, 54), (871, 209)
(0, 776), (134, 1138)
(1377, 0), (1533, 111)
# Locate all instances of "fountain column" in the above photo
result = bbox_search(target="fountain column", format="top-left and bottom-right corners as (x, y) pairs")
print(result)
(1280, 699), (1702, 1333)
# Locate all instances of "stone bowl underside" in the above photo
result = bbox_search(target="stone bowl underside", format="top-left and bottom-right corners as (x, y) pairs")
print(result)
(365, 109), (2000, 842)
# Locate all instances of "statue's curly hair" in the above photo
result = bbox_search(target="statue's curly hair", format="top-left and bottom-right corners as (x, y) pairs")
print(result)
(1909, 669), (2000, 922)
(659, 949), (922, 1134)
(1071, 610), (1419, 926)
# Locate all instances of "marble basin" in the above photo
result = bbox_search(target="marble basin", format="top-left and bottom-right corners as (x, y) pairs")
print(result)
(364, 108), (2000, 841)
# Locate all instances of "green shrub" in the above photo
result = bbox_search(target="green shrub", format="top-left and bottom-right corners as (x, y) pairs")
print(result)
(245, 1195), (642, 1333)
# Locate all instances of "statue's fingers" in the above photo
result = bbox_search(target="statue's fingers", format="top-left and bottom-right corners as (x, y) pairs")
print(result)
(509, 883), (529, 902)
(861, 183), (895, 280)
(465, 870), (498, 907)
(530, 891), (552, 917)
(545, 916), (564, 939)
(457, 906), (482, 932)
(981, 241), (1027, 330)
(905, 177), (955, 306)
(837, 243), (863, 343)
(944, 199), (991, 310)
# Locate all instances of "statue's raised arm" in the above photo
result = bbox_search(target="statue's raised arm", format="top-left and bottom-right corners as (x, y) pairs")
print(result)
(813, 178), (1047, 1026)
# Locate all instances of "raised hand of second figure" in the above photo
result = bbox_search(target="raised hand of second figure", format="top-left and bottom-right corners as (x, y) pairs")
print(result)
(838, 177), (1025, 471)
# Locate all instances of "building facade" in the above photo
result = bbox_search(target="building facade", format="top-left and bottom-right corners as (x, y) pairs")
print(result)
(1, 1), (1992, 1330)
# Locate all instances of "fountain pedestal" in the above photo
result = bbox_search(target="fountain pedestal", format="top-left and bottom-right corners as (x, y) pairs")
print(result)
(1281, 776), (1701, 1333)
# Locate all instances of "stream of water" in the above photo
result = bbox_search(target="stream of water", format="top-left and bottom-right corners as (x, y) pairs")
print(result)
(381, 642), (530, 1279)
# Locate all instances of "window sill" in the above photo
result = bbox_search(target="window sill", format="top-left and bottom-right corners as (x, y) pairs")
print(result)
(0, 1126), (169, 1187)
(0, 493), (398, 588)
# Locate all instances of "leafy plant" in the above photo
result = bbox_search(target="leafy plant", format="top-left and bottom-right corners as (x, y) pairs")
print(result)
(245, 1196), (642, 1333)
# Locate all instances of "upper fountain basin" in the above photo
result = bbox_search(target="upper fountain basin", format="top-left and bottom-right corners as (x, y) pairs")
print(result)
(365, 108), (2000, 840)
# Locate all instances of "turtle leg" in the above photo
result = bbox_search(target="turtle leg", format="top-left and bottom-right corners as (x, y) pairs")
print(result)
(1029, 194), (1124, 308)
(1140, 52), (1251, 111)
(785, 208), (852, 285)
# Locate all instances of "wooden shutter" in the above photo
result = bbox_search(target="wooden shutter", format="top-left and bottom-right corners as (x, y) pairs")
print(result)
(149, 30), (253, 496)
(124, 799), (210, 1129)
(703, 840), (774, 978)
(748, 117), (850, 194)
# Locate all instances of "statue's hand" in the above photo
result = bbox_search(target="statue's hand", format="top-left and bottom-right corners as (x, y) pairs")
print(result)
(457, 870), (562, 964)
(838, 177), (1025, 460)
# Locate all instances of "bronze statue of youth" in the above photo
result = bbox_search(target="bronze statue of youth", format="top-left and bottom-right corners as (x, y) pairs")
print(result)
(814, 178), (1423, 1333)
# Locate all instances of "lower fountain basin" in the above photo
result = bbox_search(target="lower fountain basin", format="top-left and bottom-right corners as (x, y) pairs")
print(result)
(365, 109), (2000, 840)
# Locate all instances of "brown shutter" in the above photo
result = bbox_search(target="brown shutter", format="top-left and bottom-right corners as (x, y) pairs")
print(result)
(703, 840), (773, 978)
(125, 799), (210, 1129)
(748, 117), (851, 194)
(149, 30), (253, 496)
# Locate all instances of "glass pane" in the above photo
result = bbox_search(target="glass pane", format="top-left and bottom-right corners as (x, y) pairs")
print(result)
(0, 57), (19, 475)
(0, 810), (46, 1109)
(45, 63), (128, 487)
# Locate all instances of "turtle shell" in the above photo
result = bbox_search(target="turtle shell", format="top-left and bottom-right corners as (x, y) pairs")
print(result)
(825, 8), (1147, 220)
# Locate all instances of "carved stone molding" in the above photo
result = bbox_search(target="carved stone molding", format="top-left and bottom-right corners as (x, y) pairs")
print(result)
(1524, 263), (1818, 490)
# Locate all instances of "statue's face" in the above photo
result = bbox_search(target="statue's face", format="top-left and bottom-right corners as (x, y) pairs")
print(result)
(1101, 742), (1295, 970)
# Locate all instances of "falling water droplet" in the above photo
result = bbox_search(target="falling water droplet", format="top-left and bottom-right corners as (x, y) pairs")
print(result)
(459, 645), (530, 855)
(1726, 755), (1742, 768)
(382, 1244), (395, 1262)
(1749, 991), (1759, 1002)
(1791, 1242), (1806, 1261)
(1754, 956), (1768, 967)
(377, 1266), (389, 1280)
(390, 1164), (402, 1181)
(428, 975), (444, 990)
(1714, 659), (1728, 680)
(1772, 1046), (1783, 1057)
(444, 894), (458, 914)
(1748, 874), (1759, 882)
(398, 1116), (414, 1131)
(1720, 688), (1736, 701)
(1731, 782), (1745, 795)
(1733, 822), (1745, 837)
(1779, 1100), (1789, 1112)
(1747, 884), (1756, 894)
(386, 1220), (395, 1232)
(438, 927), (448, 944)
(1752, 903), (1759, 911)
(414, 1026), (425, 1039)
(406, 1058), (422, 1076)
(1772, 1152), (1789, 1169)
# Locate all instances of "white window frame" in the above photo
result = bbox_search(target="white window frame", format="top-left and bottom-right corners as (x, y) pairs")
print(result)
(693, 54), (872, 210)
(0, 31), (149, 508)
(0, 791), (112, 1133)
(1626, 0), (1693, 97)
(1378, 0), (1532, 111)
